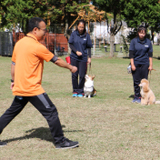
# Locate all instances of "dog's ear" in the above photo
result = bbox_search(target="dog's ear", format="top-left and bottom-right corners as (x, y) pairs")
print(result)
(85, 75), (89, 79)
(92, 75), (95, 80)
(143, 82), (149, 92)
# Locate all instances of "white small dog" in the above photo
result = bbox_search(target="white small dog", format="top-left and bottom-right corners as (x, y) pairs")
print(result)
(84, 75), (96, 98)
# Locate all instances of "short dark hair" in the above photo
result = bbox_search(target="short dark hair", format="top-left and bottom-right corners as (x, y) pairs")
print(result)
(28, 17), (45, 32)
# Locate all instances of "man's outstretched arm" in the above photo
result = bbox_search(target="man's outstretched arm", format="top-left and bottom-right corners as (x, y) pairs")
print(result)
(50, 56), (77, 73)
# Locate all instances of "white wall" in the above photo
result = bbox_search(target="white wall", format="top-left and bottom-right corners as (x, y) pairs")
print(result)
(91, 21), (131, 44)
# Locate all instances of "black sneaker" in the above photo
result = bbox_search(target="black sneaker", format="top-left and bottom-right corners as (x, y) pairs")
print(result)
(0, 140), (7, 147)
(55, 138), (79, 149)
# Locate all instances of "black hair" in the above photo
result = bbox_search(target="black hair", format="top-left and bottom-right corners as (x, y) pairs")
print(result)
(76, 19), (86, 35)
(28, 17), (45, 33)
(137, 25), (147, 33)
(136, 25), (147, 39)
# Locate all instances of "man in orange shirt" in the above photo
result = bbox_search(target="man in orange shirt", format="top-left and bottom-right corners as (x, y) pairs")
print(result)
(0, 17), (79, 149)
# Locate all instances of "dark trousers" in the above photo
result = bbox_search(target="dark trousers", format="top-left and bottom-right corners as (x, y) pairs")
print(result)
(71, 58), (87, 94)
(132, 64), (149, 98)
(0, 93), (64, 143)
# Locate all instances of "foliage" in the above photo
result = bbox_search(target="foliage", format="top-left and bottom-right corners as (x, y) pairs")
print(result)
(120, 0), (160, 41)
(49, 0), (89, 37)
(93, 0), (160, 34)
(126, 29), (137, 42)
(121, 0), (160, 29)
(0, 0), (50, 33)
(92, 0), (160, 55)
(0, 0), (89, 34)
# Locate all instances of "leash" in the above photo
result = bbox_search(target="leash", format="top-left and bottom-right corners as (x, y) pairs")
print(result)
(87, 63), (92, 76)
(148, 69), (156, 84)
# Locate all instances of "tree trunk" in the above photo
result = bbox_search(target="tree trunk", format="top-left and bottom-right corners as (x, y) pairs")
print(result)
(63, 15), (70, 54)
(110, 35), (115, 57)
(151, 29), (154, 44)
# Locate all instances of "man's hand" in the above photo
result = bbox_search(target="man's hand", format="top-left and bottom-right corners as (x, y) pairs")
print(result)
(10, 82), (14, 90)
(76, 51), (82, 56)
(54, 57), (77, 73)
(70, 66), (77, 73)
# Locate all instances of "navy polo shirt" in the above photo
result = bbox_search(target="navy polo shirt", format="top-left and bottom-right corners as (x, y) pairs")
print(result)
(129, 37), (153, 65)
(69, 30), (93, 62)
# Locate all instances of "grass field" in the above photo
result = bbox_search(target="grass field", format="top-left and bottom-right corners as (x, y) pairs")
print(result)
(0, 45), (160, 160)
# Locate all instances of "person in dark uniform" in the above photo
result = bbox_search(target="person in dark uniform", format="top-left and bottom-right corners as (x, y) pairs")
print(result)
(68, 19), (93, 97)
(129, 26), (153, 103)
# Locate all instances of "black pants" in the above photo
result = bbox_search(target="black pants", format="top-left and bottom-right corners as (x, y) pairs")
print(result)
(71, 58), (87, 94)
(132, 64), (149, 98)
(0, 93), (64, 143)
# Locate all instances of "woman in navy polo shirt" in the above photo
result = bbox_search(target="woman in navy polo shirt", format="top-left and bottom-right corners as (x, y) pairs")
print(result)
(68, 19), (93, 97)
(129, 26), (153, 103)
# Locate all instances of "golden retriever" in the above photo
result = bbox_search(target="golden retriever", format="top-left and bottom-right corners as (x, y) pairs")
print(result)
(139, 79), (160, 105)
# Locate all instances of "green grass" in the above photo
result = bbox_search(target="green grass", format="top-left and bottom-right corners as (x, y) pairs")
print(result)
(0, 45), (160, 159)
(99, 43), (160, 58)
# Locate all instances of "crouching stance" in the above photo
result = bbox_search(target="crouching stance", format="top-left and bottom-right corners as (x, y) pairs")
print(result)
(0, 17), (79, 149)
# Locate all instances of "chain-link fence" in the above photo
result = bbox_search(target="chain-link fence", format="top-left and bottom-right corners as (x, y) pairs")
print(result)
(0, 31), (68, 57)
(0, 32), (13, 56)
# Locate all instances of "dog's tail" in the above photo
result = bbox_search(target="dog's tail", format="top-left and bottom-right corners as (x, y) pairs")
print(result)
(93, 88), (97, 96)
(155, 101), (160, 104)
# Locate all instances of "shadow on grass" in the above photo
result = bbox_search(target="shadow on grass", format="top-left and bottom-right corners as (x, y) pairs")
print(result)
(4, 125), (85, 143)
(129, 95), (134, 99)
(123, 56), (130, 59)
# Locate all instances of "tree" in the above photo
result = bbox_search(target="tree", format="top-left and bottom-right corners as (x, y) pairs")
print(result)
(0, 0), (51, 34)
(121, 0), (160, 43)
(0, 0), (89, 37)
(49, 0), (90, 39)
(92, 0), (123, 57)
(92, 0), (160, 56)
